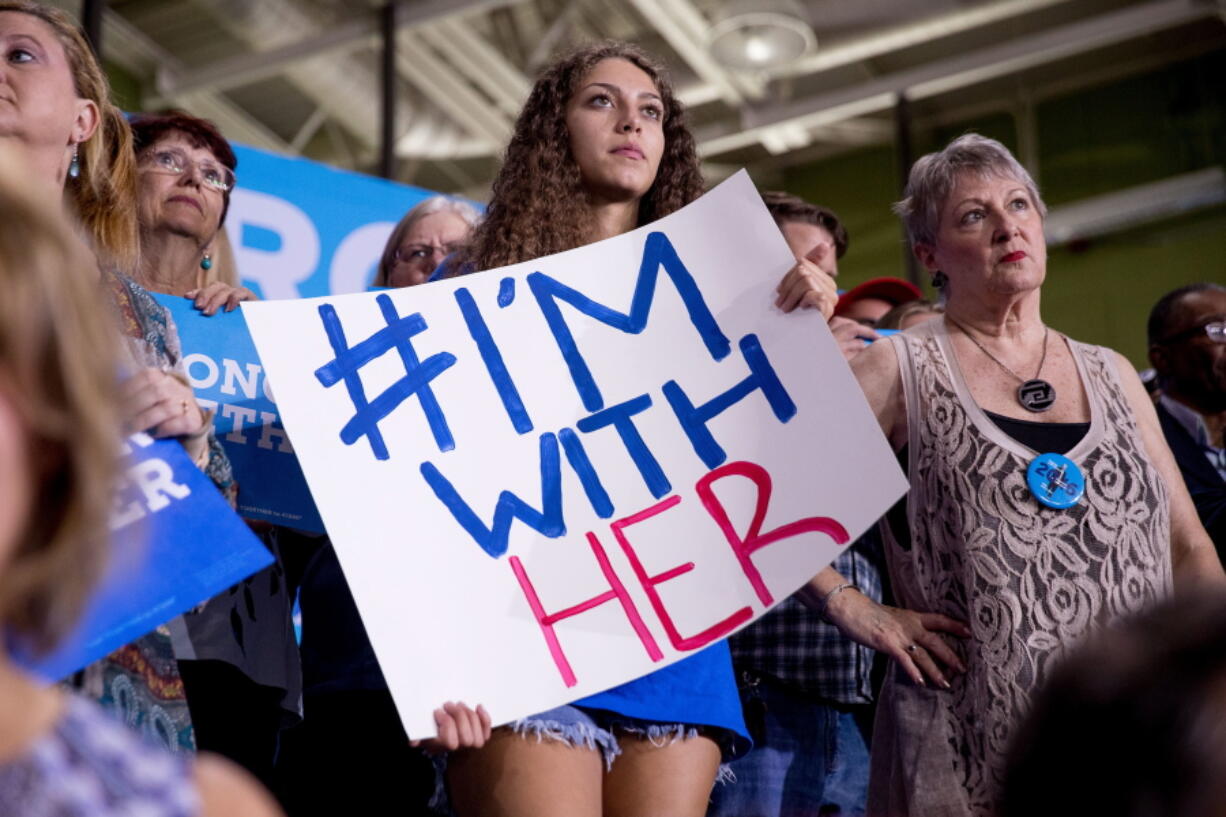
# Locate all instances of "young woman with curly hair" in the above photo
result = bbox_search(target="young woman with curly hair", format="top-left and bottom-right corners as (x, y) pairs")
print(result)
(452, 42), (702, 274)
(442, 41), (785, 817)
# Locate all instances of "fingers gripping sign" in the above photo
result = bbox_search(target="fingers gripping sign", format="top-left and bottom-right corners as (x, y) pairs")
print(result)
(411, 702), (493, 754)
(122, 368), (211, 463)
(775, 255), (838, 319)
(186, 282), (257, 316)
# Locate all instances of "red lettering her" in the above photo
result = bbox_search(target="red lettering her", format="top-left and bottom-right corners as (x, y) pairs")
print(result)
(696, 460), (850, 606)
(612, 496), (753, 652)
(509, 532), (663, 688)
(512, 460), (849, 688)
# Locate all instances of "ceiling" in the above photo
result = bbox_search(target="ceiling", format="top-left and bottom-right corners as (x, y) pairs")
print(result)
(48, 0), (1226, 198)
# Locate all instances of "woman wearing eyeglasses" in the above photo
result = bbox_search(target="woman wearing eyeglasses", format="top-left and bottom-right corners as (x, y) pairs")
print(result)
(374, 195), (480, 288)
(127, 111), (301, 790)
(130, 112), (254, 314)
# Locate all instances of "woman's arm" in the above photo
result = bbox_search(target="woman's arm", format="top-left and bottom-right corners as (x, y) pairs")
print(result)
(1113, 351), (1226, 588)
(849, 336), (908, 448)
(798, 566), (970, 689)
(798, 337), (967, 688)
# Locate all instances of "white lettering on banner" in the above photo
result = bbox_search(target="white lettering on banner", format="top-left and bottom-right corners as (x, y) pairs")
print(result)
(330, 221), (396, 294)
(222, 359), (262, 399)
(184, 353), (219, 390)
(184, 353), (278, 406)
(221, 404), (259, 443)
(257, 413), (294, 453)
(227, 189), (320, 300)
(110, 434), (193, 530)
(178, 352), (293, 452)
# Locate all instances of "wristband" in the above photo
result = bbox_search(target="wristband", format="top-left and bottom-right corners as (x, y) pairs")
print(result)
(818, 582), (861, 622)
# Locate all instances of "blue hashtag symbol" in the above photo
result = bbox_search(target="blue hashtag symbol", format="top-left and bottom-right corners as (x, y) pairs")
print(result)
(314, 293), (457, 461)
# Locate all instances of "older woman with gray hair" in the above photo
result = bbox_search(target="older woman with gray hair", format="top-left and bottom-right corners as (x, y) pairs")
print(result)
(374, 195), (480, 288)
(778, 133), (1224, 815)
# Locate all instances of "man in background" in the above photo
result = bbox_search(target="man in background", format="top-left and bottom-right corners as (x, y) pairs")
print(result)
(1148, 282), (1226, 556)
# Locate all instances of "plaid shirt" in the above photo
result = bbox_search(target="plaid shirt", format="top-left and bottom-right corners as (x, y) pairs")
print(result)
(729, 531), (883, 705)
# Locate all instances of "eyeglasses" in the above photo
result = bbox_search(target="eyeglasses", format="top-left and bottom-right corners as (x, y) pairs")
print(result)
(393, 242), (462, 266)
(1157, 320), (1226, 345)
(141, 147), (236, 192)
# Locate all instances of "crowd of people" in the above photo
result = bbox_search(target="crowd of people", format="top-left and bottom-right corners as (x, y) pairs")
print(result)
(0, 1), (1223, 815)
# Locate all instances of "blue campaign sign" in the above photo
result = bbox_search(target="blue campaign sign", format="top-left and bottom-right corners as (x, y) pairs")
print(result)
(22, 434), (274, 682)
(155, 293), (323, 531)
(224, 144), (441, 300)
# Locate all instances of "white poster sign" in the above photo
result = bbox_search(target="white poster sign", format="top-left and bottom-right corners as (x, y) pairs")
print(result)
(243, 171), (908, 737)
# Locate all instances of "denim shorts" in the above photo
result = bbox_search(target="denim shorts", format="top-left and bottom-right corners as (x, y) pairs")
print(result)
(512, 704), (736, 780)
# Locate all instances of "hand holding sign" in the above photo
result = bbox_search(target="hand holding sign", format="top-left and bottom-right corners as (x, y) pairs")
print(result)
(121, 368), (211, 464)
(185, 281), (257, 315)
(774, 252), (838, 317)
(412, 702), (494, 753)
(243, 171), (908, 738)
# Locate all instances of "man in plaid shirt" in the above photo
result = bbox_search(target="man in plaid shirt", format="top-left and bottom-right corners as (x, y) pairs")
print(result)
(710, 194), (891, 817)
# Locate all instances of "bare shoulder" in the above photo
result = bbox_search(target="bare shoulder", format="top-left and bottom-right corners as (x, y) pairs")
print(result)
(195, 754), (284, 817)
(850, 336), (906, 447)
(1107, 349), (1158, 416)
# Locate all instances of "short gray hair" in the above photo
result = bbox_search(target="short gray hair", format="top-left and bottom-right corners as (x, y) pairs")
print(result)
(375, 195), (481, 286)
(892, 133), (1046, 248)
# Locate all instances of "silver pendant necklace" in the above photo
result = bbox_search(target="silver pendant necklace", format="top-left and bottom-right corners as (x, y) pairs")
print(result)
(946, 317), (1056, 412)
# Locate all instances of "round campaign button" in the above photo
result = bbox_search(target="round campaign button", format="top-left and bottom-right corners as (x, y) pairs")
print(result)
(1026, 453), (1085, 510)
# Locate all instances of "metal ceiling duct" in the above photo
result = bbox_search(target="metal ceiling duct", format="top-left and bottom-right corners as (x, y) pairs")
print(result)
(184, 0), (493, 160)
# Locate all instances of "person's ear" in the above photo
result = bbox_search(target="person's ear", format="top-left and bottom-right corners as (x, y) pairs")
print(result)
(1148, 343), (1170, 378)
(913, 241), (938, 272)
(71, 98), (100, 145)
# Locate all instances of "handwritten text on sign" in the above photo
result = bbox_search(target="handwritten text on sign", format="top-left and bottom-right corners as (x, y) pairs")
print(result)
(243, 171), (908, 737)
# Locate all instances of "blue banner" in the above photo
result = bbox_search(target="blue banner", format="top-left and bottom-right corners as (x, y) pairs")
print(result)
(155, 292), (323, 531)
(224, 144), (439, 300)
(22, 434), (274, 682)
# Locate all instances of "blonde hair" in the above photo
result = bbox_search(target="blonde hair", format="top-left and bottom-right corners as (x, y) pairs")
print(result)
(374, 196), (480, 287)
(204, 227), (240, 288)
(0, 147), (122, 654)
(0, 1), (140, 273)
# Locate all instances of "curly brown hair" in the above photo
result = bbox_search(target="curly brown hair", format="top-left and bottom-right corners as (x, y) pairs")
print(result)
(458, 41), (704, 272)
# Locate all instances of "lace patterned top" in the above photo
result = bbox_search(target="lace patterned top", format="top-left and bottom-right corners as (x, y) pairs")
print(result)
(869, 320), (1172, 817)
(0, 695), (198, 817)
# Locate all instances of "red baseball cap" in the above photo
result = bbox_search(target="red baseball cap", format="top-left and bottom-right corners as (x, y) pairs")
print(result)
(835, 277), (922, 317)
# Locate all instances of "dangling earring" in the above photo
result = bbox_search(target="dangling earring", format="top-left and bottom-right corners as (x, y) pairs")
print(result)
(932, 270), (948, 289)
(68, 144), (80, 179)
(200, 252), (213, 271)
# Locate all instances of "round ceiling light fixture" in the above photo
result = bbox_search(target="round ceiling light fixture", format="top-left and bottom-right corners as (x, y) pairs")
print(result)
(708, 0), (816, 72)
